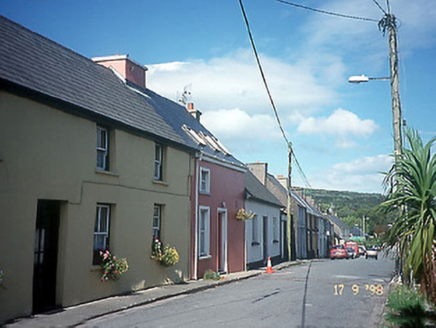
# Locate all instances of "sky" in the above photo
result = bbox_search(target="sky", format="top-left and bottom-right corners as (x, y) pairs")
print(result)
(1, 0), (435, 194)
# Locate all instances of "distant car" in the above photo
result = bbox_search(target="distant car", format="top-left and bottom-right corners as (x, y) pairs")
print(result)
(346, 247), (357, 259)
(358, 246), (366, 256)
(345, 241), (360, 258)
(366, 248), (378, 260)
(373, 245), (381, 251)
(330, 245), (349, 260)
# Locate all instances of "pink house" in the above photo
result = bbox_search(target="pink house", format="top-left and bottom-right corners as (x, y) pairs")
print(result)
(190, 154), (246, 279)
(183, 103), (246, 279)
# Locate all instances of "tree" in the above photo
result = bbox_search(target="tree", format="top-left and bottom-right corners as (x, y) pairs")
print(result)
(382, 128), (436, 303)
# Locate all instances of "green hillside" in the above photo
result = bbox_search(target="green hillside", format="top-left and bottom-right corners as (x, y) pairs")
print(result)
(300, 188), (395, 234)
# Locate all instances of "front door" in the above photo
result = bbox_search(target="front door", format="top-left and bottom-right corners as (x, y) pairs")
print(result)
(263, 216), (268, 264)
(33, 200), (60, 314)
(217, 209), (227, 273)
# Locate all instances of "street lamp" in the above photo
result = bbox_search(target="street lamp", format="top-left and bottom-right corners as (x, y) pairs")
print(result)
(348, 75), (390, 83)
(349, 13), (403, 159)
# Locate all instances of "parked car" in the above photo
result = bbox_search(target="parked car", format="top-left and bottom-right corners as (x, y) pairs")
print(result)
(345, 241), (360, 258)
(358, 246), (366, 256)
(366, 248), (378, 260)
(330, 245), (349, 260)
(346, 247), (357, 259)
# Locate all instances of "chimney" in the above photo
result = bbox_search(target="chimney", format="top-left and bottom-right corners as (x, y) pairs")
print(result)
(247, 162), (268, 185)
(92, 55), (148, 90)
(186, 102), (202, 121)
(276, 175), (288, 189)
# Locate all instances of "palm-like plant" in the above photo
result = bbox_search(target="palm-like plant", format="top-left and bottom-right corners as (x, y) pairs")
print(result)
(382, 128), (436, 303)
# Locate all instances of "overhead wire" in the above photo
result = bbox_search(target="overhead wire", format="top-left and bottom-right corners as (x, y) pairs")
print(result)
(238, 0), (312, 190)
(372, 0), (387, 15)
(386, 0), (391, 14)
(276, 0), (378, 22)
(238, 0), (289, 146)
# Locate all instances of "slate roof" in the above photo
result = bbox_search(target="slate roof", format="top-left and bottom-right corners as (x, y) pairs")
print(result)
(0, 15), (245, 168)
(265, 173), (288, 207)
(326, 215), (349, 230)
(143, 89), (245, 167)
(245, 170), (284, 208)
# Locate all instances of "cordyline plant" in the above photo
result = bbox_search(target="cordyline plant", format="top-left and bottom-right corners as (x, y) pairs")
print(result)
(100, 250), (129, 282)
(381, 128), (436, 304)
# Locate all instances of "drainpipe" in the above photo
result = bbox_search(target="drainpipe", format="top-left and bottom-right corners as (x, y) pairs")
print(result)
(193, 152), (201, 280)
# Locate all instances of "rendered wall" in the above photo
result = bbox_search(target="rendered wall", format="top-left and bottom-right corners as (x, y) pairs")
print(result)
(0, 92), (192, 323)
(245, 200), (281, 266)
(195, 160), (245, 278)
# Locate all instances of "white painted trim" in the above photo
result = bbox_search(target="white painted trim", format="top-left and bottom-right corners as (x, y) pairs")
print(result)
(198, 205), (211, 258)
(217, 208), (228, 273)
(193, 157), (199, 279)
(201, 153), (246, 173)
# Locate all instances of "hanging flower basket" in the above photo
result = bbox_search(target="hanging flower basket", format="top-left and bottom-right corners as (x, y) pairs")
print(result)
(151, 237), (179, 267)
(236, 208), (255, 221)
(99, 250), (129, 282)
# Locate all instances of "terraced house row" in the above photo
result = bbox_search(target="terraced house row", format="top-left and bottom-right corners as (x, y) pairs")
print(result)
(0, 15), (343, 324)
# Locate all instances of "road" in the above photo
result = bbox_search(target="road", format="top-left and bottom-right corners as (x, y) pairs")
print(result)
(81, 254), (394, 328)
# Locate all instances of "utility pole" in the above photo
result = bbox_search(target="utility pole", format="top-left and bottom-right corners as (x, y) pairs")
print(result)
(380, 13), (402, 158)
(287, 142), (293, 261)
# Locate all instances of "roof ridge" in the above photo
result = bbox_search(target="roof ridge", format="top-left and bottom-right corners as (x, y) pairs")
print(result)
(0, 15), (103, 70)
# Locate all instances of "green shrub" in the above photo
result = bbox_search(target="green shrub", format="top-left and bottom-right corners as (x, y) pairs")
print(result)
(385, 285), (426, 327)
(203, 270), (221, 280)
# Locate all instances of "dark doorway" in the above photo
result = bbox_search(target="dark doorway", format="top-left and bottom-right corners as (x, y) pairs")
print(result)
(33, 200), (60, 314)
(263, 216), (268, 264)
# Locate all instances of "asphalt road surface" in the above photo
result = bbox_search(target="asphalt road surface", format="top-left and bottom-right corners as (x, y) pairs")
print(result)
(81, 254), (394, 328)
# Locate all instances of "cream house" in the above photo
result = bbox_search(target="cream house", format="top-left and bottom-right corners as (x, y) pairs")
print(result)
(0, 15), (198, 323)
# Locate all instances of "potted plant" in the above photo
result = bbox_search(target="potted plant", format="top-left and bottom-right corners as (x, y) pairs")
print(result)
(99, 250), (129, 281)
(151, 237), (179, 267)
(236, 208), (255, 221)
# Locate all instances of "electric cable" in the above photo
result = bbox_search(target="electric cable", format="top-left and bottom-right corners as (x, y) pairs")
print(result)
(239, 0), (312, 190)
(276, 0), (378, 22)
(372, 0), (387, 15)
(238, 0), (289, 146)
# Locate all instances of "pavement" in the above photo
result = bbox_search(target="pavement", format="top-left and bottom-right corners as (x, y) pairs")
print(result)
(5, 261), (302, 328)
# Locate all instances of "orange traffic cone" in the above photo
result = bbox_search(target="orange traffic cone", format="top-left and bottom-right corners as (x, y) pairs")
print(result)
(265, 257), (275, 273)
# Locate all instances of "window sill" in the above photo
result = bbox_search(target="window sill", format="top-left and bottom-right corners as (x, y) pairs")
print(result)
(153, 180), (169, 186)
(199, 255), (211, 260)
(95, 169), (119, 177)
(199, 191), (211, 195)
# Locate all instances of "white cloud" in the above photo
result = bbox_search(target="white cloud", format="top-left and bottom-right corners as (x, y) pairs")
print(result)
(310, 154), (394, 193)
(202, 108), (282, 142)
(297, 108), (378, 142)
(147, 49), (339, 116)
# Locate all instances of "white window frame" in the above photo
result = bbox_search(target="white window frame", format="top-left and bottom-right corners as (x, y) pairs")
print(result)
(97, 126), (109, 170)
(153, 204), (162, 239)
(252, 214), (259, 244)
(154, 143), (163, 181)
(93, 204), (110, 264)
(199, 167), (211, 194)
(199, 206), (210, 258)
(273, 217), (279, 242)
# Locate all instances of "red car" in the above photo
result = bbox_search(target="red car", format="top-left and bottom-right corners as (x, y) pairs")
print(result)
(330, 245), (349, 260)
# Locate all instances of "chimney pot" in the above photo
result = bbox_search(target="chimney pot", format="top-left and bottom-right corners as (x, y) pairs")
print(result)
(92, 55), (147, 90)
